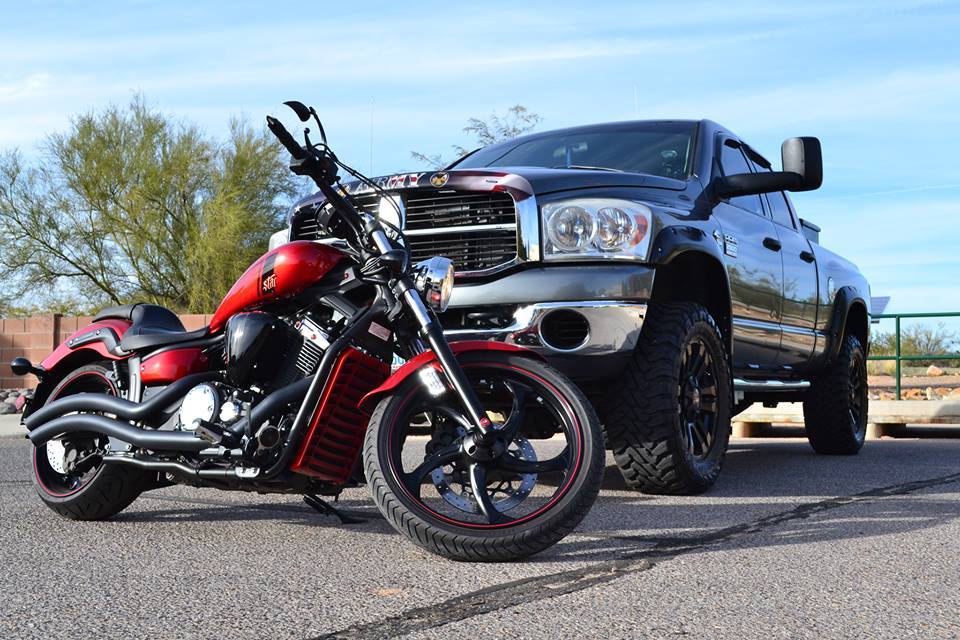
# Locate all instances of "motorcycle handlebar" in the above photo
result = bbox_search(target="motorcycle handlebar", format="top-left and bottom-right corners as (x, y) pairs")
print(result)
(266, 116), (308, 160)
(266, 111), (395, 258)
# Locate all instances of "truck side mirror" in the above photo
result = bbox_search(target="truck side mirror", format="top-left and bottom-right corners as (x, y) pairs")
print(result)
(781, 137), (822, 192)
(715, 136), (823, 198)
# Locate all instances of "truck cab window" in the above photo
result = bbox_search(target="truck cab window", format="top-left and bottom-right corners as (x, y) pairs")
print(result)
(766, 190), (797, 229)
(749, 158), (797, 229)
(719, 143), (764, 216)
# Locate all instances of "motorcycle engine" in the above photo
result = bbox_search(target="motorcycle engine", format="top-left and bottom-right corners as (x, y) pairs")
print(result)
(176, 309), (335, 434)
(223, 310), (334, 391)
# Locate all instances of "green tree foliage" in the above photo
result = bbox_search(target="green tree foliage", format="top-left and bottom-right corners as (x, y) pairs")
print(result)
(411, 105), (542, 169)
(872, 322), (959, 368)
(0, 97), (297, 314)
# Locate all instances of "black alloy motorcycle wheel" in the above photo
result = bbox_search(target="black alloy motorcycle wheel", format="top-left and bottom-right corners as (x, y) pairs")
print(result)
(364, 351), (604, 562)
(32, 362), (149, 520)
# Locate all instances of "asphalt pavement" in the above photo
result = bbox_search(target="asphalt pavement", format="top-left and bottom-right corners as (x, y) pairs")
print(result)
(1, 432), (958, 639)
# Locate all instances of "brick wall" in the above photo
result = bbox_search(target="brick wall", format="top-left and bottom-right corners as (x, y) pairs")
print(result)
(1, 313), (214, 390)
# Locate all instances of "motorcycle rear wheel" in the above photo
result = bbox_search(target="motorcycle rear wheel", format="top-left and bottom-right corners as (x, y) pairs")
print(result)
(363, 351), (604, 562)
(32, 362), (149, 520)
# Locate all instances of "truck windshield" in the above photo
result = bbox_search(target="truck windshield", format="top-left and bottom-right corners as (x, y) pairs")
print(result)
(452, 123), (695, 179)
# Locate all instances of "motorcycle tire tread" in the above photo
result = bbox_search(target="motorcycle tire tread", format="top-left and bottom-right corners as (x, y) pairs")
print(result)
(41, 463), (148, 521)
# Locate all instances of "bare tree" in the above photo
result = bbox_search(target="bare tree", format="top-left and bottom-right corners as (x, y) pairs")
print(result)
(411, 105), (542, 169)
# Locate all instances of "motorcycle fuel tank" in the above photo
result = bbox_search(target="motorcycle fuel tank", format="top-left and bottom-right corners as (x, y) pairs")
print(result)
(209, 241), (344, 332)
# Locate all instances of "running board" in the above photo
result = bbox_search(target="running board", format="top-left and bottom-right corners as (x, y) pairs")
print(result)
(734, 378), (810, 403)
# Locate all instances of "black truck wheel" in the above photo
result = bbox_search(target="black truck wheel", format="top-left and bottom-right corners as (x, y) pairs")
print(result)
(603, 302), (732, 495)
(802, 334), (868, 454)
(32, 363), (149, 520)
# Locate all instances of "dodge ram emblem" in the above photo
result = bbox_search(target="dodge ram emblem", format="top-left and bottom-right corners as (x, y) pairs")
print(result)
(430, 172), (449, 188)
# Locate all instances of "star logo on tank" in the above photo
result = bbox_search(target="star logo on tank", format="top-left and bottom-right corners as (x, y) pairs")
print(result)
(430, 171), (449, 188)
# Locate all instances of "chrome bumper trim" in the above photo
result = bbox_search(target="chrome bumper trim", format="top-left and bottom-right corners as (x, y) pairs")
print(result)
(733, 378), (811, 403)
(444, 301), (647, 356)
(733, 379), (811, 392)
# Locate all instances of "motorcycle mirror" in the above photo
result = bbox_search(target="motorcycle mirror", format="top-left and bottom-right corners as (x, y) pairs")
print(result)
(284, 101), (313, 122)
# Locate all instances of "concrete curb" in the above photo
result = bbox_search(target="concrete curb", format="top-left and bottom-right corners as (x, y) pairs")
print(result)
(735, 400), (960, 439)
(0, 414), (26, 438)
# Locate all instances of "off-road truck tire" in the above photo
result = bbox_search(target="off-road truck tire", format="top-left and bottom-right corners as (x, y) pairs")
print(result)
(603, 302), (733, 495)
(803, 334), (868, 454)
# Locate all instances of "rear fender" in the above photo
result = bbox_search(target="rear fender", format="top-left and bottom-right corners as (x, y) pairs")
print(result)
(359, 341), (543, 411)
(22, 319), (132, 420)
(39, 319), (131, 371)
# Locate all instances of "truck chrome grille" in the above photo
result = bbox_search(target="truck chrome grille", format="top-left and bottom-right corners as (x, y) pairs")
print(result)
(291, 189), (519, 274)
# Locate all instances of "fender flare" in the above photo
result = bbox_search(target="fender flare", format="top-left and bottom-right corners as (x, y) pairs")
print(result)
(649, 224), (734, 352)
(359, 341), (543, 412)
(827, 286), (869, 361)
(650, 224), (727, 268)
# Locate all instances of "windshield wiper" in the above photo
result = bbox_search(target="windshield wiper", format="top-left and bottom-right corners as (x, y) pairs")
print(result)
(552, 165), (624, 173)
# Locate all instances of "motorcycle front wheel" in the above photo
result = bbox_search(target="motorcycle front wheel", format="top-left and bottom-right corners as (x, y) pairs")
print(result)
(363, 351), (604, 561)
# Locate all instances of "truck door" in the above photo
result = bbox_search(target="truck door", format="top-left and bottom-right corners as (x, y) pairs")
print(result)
(764, 189), (820, 369)
(711, 138), (784, 371)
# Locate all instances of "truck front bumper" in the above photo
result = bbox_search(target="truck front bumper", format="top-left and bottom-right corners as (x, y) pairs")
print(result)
(441, 265), (654, 381)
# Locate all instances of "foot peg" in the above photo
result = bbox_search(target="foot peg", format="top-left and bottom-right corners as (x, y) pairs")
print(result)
(303, 493), (365, 525)
(194, 419), (225, 444)
(194, 420), (239, 448)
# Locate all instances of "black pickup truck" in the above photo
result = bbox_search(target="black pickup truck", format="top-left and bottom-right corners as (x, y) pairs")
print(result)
(281, 119), (871, 494)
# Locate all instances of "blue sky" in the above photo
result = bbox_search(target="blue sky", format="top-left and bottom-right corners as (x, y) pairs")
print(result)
(2, 0), (959, 315)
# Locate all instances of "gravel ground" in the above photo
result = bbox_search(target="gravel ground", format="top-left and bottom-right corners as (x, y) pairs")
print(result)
(1, 434), (958, 639)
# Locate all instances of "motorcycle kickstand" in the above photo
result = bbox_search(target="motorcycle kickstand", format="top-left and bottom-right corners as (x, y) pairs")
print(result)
(303, 493), (365, 525)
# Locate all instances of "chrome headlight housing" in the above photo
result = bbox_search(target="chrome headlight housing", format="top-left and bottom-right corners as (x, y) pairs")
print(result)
(542, 198), (653, 262)
(413, 257), (455, 312)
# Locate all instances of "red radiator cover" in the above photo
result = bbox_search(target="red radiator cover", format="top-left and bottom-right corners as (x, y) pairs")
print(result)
(289, 348), (391, 482)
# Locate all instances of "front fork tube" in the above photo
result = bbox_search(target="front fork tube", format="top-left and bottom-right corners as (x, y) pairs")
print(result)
(399, 285), (493, 439)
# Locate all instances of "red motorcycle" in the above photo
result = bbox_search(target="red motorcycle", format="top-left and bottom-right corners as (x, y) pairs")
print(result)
(11, 102), (604, 561)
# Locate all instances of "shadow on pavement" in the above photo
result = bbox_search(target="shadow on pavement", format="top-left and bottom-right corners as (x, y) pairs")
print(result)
(91, 438), (960, 567)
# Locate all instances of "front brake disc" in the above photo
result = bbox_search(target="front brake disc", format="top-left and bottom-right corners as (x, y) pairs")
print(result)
(431, 435), (538, 515)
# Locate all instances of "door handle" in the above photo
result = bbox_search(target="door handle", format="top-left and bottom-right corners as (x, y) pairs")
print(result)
(762, 237), (782, 252)
(799, 250), (815, 263)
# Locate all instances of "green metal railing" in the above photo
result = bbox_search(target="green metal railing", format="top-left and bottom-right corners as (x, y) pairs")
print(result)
(868, 312), (960, 400)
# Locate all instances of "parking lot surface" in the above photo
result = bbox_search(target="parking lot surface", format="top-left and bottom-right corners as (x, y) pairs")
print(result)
(2, 434), (958, 639)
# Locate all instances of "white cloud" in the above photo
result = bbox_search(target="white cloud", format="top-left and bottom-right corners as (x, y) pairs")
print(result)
(0, 73), (52, 103)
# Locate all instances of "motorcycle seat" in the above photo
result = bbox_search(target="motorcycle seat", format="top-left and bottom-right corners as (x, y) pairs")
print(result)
(93, 303), (209, 352)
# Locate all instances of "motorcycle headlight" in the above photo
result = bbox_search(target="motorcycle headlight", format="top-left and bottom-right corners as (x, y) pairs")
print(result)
(413, 257), (455, 312)
(542, 198), (652, 261)
(268, 228), (289, 251)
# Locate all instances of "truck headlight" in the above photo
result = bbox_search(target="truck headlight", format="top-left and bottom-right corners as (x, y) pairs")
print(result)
(413, 257), (455, 312)
(542, 198), (652, 261)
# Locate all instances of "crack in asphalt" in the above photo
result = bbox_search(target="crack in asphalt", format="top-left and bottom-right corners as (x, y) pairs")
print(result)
(312, 471), (960, 640)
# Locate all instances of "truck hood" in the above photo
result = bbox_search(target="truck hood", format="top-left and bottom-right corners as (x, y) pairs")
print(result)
(290, 166), (687, 214)
(468, 166), (687, 194)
